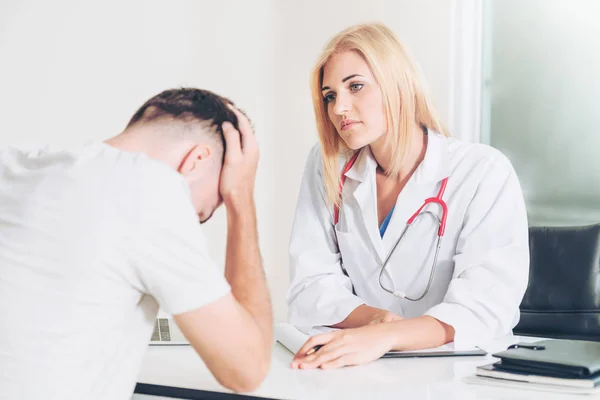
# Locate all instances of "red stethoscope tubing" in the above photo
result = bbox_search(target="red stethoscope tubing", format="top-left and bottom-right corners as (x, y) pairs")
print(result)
(332, 151), (449, 301)
(334, 152), (448, 237)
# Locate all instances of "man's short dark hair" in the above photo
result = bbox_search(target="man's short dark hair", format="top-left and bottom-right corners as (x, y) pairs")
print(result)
(127, 88), (241, 157)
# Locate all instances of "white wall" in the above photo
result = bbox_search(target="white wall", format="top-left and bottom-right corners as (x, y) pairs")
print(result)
(0, 0), (469, 322)
(0, 0), (279, 319)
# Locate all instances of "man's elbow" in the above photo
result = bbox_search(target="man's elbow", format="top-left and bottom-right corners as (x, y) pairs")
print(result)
(218, 354), (271, 393)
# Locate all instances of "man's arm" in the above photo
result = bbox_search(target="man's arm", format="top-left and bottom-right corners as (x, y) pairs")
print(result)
(175, 106), (272, 393)
(224, 197), (272, 354)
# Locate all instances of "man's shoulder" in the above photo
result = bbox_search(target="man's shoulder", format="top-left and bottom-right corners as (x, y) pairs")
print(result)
(76, 143), (189, 201)
(0, 142), (190, 215)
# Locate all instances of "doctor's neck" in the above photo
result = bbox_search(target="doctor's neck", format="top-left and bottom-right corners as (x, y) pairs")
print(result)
(369, 125), (428, 180)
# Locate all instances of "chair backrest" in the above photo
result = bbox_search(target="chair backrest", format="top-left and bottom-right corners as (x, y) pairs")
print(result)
(514, 223), (600, 340)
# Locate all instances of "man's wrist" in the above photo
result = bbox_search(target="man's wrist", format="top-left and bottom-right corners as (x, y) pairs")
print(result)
(224, 194), (255, 215)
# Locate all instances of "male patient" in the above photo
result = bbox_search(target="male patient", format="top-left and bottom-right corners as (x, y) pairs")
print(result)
(0, 88), (272, 399)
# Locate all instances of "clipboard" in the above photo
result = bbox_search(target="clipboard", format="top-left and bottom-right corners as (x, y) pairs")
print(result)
(381, 348), (486, 358)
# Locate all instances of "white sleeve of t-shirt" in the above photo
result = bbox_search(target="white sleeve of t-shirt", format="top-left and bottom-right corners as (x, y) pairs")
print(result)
(131, 173), (231, 317)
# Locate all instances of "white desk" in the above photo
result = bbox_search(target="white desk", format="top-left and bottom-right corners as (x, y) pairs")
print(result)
(133, 337), (597, 400)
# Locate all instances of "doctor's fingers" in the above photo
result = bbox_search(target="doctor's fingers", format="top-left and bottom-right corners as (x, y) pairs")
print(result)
(318, 344), (390, 370)
(367, 317), (393, 326)
(382, 313), (403, 323)
(292, 339), (346, 364)
(369, 310), (403, 325)
(294, 332), (338, 359)
(295, 343), (350, 370)
(319, 355), (356, 370)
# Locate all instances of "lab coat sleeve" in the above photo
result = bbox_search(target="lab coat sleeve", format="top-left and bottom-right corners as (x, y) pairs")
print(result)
(425, 148), (530, 348)
(287, 145), (365, 333)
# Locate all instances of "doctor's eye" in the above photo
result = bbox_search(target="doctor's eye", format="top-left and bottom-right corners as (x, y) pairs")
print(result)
(323, 92), (336, 104)
(349, 83), (364, 92)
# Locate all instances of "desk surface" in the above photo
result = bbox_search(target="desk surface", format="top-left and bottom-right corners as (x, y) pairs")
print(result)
(133, 336), (593, 400)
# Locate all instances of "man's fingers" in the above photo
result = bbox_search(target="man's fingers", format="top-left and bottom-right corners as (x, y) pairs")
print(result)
(222, 122), (242, 161)
(228, 104), (252, 136)
(227, 104), (257, 151)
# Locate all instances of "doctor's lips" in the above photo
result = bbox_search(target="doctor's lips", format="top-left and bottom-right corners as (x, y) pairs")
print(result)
(341, 119), (361, 131)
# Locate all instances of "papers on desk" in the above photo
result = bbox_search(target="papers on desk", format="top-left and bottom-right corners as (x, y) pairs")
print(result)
(463, 375), (600, 395)
(275, 323), (486, 358)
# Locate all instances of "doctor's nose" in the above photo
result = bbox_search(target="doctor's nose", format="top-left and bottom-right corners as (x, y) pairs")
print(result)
(332, 95), (351, 116)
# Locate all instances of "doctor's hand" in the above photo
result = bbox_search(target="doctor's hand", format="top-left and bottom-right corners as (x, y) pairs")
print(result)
(367, 307), (403, 325)
(291, 324), (397, 370)
(219, 105), (259, 207)
(332, 305), (403, 329)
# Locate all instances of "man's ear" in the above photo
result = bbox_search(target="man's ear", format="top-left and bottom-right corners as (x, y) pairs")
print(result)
(178, 144), (213, 177)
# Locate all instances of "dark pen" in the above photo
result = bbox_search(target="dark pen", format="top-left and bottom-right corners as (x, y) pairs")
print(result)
(305, 345), (323, 356)
(508, 344), (546, 350)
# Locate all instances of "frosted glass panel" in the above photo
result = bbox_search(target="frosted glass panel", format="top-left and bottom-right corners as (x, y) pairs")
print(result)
(483, 0), (600, 226)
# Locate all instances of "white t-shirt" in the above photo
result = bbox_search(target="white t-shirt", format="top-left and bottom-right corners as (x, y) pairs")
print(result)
(0, 143), (230, 400)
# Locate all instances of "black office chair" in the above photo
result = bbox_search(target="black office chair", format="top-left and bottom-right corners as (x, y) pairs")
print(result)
(514, 223), (600, 341)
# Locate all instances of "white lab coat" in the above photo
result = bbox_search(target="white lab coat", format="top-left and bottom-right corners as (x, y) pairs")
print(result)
(287, 131), (530, 347)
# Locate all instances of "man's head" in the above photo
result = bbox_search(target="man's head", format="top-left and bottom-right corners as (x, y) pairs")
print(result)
(121, 88), (241, 222)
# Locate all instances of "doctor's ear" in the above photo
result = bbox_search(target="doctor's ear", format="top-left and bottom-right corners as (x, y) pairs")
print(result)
(178, 144), (214, 177)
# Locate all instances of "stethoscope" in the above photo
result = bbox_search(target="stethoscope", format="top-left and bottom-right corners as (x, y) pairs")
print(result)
(334, 151), (449, 301)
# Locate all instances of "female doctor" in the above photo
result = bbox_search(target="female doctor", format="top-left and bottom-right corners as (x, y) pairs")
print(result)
(288, 23), (530, 370)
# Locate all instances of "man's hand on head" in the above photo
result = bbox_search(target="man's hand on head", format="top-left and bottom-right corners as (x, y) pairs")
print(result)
(219, 105), (259, 210)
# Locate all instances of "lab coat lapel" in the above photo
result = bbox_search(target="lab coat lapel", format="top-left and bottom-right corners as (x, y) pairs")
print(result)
(342, 132), (451, 268)
(343, 148), (385, 263)
(380, 131), (451, 284)
(352, 173), (385, 263)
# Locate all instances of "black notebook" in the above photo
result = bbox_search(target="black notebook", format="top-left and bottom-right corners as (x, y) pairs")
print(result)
(492, 339), (600, 379)
(476, 362), (600, 389)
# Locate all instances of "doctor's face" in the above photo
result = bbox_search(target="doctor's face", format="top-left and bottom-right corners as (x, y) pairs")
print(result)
(321, 51), (387, 150)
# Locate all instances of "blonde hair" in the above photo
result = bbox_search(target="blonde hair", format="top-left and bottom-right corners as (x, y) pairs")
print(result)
(310, 23), (448, 207)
